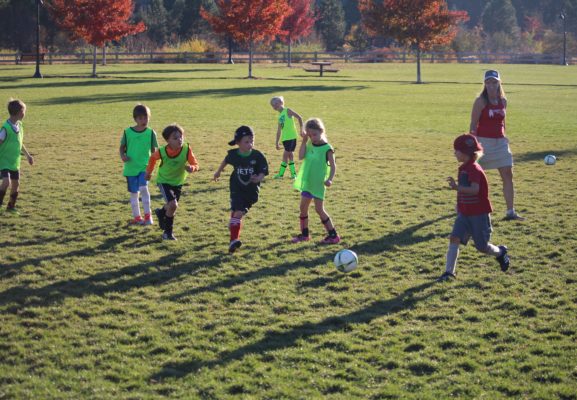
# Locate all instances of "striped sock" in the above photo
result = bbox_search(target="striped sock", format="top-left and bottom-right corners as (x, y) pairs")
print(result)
(229, 217), (242, 241)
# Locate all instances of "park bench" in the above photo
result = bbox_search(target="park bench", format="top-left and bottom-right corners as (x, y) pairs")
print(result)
(17, 53), (45, 64)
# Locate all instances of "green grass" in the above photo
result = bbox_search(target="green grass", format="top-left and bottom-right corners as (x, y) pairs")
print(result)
(1, 62), (576, 399)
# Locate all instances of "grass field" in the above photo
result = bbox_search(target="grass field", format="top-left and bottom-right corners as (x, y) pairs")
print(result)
(1, 62), (576, 399)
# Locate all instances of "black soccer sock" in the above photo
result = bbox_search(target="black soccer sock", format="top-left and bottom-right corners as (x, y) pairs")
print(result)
(328, 229), (337, 237)
(0, 189), (5, 207)
(164, 216), (174, 235)
(7, 192), (18, 209)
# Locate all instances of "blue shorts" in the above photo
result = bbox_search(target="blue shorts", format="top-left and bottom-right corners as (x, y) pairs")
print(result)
(451, 213), (493, 252)
(126, 172), (147, 193)
(301, 191), (320, 200)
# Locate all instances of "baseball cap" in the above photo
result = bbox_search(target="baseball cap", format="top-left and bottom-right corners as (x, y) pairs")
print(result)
(228, 125), (255, 146)
(454, 134), (483, 156)
(484, 70), (501, 81)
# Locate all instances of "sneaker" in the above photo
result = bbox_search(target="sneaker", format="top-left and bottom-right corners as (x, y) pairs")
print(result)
(273, 174), (284, 179)
(154, 208), (165, 230)
(162, 232), (177, 241)
(143, 213), (154, 225)
(291, 234), (310, 243)
(6, 207), (19, 215)
(496, 245), (510, 272)
(290, 174), (297, 180)
(320, 235), (341, 244)
(503, 212), (525, 221)
(437, 271), (457, 281)
(129, 215), (144, 225)
(229, 239), (242, 254)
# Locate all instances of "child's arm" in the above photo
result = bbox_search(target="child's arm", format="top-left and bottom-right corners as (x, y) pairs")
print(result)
(325, 150), (336, 186)
(250, 173), (266, 184)
(275, 125), (282, 150)
(298, 134), (308, 160)
(213, 158), (227, 181)
(21, 145), (34, 166)
(119, 144), (129, 162)
(0, 127), (5, 145)
(144, 150), (161, 180)
(288, 108), (304, 137)
(185, 147), (200, 173)
(447, 177), (479, 195)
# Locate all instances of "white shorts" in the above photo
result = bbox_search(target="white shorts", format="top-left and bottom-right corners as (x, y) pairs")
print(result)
(477, 137), (513, 170)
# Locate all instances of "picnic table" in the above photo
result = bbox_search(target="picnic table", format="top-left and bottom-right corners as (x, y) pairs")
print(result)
(303, 61), (339, 77)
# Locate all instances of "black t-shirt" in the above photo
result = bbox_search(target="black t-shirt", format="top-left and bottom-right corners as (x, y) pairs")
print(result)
(225, 149), (269, 194)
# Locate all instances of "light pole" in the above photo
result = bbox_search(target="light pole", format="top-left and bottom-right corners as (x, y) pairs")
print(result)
(33, 0), (43, 78)
(560, 11), (567, 66)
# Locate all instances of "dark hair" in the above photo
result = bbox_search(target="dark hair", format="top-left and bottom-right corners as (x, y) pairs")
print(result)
(8, 99), (26, 116)
(133, 104), (151, 119)
(162, 123), (184, 141)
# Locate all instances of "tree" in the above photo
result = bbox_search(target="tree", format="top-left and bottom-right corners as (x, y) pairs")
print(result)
(48, 0), (145, 77)
(359, 0), (468, 83)
(201, 0), (288, 78)
(136, 0), (169, 48)
(279, 0), (316, 67)
(316, 0), (346, 51)
(481, 0), (519, 37)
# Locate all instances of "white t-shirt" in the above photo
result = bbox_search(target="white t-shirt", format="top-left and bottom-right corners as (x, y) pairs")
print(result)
(0, 120), (20, 141)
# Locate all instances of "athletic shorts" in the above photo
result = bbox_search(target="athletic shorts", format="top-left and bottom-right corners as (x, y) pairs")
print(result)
(477, 137), (513, 170)
(126, 172), (147, 193)
(0, 169), (19, 180)
(301, 191), (320, 200)
(230, 191), (258, 214)
(158, 183), (182, 203)
(450, 213), (493, 252)
(282, 139), (297, 152)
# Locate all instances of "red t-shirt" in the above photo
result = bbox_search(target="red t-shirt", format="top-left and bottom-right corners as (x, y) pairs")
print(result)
(476, 99), (506, 139)
(456, 160), (493, 216)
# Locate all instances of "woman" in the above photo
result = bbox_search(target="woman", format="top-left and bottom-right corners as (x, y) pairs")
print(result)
(469, 70), (523, 221)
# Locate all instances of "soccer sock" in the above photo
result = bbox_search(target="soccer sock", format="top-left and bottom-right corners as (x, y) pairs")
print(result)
(164, 215), (174, 235)
(7, 192), (18, 209)
(485, 243), (501, 257)
(130, 192), (140, 217)
(445, 242), (460, 275)
(300, 215), (309, 236)
(321, 217), (332, 231)
(139, 185), (151, 215)
(289, 162), (296, 176)
(278, 162), (287, 176)
(506, 208), (515, 216)
(229, 217), (242, 241)
(0, 189), (6, 207)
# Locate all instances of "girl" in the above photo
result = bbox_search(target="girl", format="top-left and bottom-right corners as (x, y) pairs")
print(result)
(270, 96), (303, 179)
(292, 118), (340, 244)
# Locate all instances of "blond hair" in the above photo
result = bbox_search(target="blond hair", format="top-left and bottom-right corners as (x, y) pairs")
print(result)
(305, 118), (328, 141)
(270, 96), (284, 106)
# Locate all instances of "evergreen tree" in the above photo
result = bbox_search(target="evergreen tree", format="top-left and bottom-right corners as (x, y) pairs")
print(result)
(316, 0), (346, 51)
(138, 0), (170, 47)
(481, 0), (520, 37)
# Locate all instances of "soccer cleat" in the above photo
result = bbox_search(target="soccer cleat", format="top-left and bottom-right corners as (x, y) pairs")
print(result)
(154, 208), (165, 230)
(503, 212), (525, 221)
(291, 234), (310, 243)
(273, 174), (284, 179)
(129, 215), (144, 225)
(162, 232), (177, 241)
(320, 235), (341, 245)
(229, 239), (242, 254)
(437, 271), (457, 281)
(290, 174), (297, 180)
(6, 207), (20, 216)
(496, 245), (510, 272)
(143, 213), (154, 225)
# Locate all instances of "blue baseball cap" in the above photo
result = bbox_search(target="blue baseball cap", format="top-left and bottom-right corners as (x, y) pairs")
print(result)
(484, 70), (501, 81)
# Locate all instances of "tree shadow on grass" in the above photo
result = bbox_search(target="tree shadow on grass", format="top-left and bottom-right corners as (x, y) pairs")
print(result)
(514, 147), (577, 164)
(151, 280), (441, 380)
(0, 79), (168, 90)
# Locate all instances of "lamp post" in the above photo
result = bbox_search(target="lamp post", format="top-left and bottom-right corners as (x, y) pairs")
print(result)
(33, 0), (43, 78)
(560, 11), (567, 66)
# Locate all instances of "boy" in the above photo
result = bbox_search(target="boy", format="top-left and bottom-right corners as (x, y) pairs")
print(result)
(213, 126), (269, 253)
(119, 104), (158, 225)
(439, 134), (510, 281)
(270, 96), (303, 179)
(0, 99), (34, 213)
(145, 124), (199, 240)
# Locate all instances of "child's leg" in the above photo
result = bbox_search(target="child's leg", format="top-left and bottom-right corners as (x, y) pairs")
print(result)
(314, 199), (337, 235)
(7, 178), (20, 209)
(445, 236), (461, 276)
(299, 196), (312, 235)
(229, 210), (244, 242)
(164, 199), (178, 233)
(0, 176), (9, 207)
(130, 192), (140, 217)
(287, 151), (296, 177)
(139, 184), (151, 216)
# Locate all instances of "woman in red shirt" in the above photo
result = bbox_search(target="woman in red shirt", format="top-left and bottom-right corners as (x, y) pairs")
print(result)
(469, 70), (523, 221)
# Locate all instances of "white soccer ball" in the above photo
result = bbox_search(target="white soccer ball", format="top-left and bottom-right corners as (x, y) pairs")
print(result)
(544, 155), (556, 165)
(334, 249), (358, 273)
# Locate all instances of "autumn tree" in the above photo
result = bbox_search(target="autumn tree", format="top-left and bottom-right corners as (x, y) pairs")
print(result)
(279, 0), (316, 67)
(360, 0), (468, 83)
(201, 0), (288, 78)
(48, 0), (145, 77)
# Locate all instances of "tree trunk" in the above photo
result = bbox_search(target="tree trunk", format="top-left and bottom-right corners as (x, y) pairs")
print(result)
(287, 36), (292, 68)
(102, 44), (106, 66)
(92, 45), (97, 77)
(248, 41), (253, 79)
(227, 36), (234, 64)
(416, 46), (422, 84)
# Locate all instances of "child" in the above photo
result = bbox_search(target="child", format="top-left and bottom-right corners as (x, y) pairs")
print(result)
(119, 104), (159, 225)
(270, 96), (303, 179)
(0, 99), (34, 213)
(145, 124), (199, 240)
(439, 134), (510, 281)
(292, 118), (340, 244)
(213, 126), (269, 253)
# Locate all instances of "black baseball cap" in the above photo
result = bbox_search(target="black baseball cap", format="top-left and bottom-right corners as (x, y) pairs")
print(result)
(228, 125), (255, 146)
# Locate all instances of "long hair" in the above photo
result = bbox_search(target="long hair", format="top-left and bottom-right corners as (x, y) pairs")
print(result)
(480, 82), (506, 104)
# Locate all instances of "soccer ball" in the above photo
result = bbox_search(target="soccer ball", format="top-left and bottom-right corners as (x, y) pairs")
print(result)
(334, 249), (358, 273)
(544, 155), (556, 165)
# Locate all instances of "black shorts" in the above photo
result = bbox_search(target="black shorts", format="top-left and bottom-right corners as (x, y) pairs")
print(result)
(282, 139), (297, 152)
(230, 191), (258, 214)
(158, 183), (182, 203)
(0, 169), (19, 180)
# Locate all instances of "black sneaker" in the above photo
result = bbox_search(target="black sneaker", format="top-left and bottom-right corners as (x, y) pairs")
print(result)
(437, 271), (456, 281)
(496, 245), (510, 272)
(155, 208), (166, 230)
(229, 239), (242, 254)
(162, 232), (177, 241)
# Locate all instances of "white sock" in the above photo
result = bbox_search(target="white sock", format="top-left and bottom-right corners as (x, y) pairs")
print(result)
(445, 242), (460, 275)
(139, 185), (151, 215)
(130, 192), (140, 217)
(485, 243), (501, 257)
(506, 208), (515, 216)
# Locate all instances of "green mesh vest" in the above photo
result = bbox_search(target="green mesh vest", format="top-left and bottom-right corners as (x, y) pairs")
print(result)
(293, 142), (332, 200)
(157, 143), (189, 186)
(0, 121), (23, 171)
(122, 127), (154, 177)
(279, 108), (298, 141)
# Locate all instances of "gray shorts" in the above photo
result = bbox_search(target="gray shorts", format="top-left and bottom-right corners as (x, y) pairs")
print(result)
(450, 213), (493, 252)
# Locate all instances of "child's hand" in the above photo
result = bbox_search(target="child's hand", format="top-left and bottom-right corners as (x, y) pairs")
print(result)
(447, 177), (457, 190)
(250, 175), (262, 183)
(185, 165), (194, 173)
(299, 131), (307, 139)
(121, 154), (129, 162)
(144, 172), (151, 181)
(27, 154), (34, 166)
(324, 179), (332, 187)
(213, 171), (221, 182)
(276, 143), (281, 150)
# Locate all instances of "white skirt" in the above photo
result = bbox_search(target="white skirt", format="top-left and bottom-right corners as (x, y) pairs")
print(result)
(477, 137), (513, 170)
